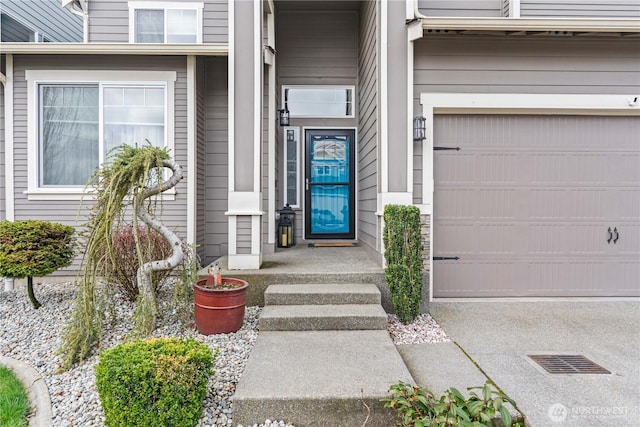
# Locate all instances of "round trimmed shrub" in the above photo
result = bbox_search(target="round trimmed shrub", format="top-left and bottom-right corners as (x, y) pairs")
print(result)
(95, 337), (214, 427)
(0, 219), (75, 308)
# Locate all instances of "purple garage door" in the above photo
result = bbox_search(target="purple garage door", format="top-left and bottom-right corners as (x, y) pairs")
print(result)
(433, 115), (640, 297)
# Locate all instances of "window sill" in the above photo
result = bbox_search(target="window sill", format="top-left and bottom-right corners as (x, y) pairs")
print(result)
(24, 189), (176, 201)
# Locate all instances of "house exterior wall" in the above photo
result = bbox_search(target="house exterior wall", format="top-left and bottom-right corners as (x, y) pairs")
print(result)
(0, 0), (82, 42)
(276, 11), (359, 88)
(413, 35), (640, 204)
(357, 0), (378, 254)
(87, 0), (228, 43)
(203, 56), (228, 264)
(276, 10), (359, 241)
(0, 76), (4, 221)
(11, 55), (189, 271)
(196, 57), (207, 262)
(418, 0), (503, 17)
(520, 0), (640, 18)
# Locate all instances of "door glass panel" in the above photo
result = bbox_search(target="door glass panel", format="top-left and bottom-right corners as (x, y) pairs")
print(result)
(311, 185), (349, 234)
(309, 135), (351, 235)
(310, 137), (348, 183)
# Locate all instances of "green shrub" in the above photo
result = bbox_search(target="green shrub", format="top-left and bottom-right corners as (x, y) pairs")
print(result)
(383, 204), (424, 323)
(384, 381), (523, 427)
(0, 220), (75, 308)
(99, 225), (173, 301)
(95, 337), (214, 427)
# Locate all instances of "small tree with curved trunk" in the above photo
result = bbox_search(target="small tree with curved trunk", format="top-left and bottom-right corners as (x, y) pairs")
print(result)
(60, 144), (185, 369)
(0, 220), (75, 308)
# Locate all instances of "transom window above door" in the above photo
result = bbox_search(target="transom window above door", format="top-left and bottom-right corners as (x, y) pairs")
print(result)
(283, 86), (355, 118)
(128, 1), (203, 43)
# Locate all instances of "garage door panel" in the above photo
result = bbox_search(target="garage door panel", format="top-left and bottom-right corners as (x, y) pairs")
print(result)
(435, 153), (519, 185)
(433, 261), (527, 297)
(435, 189), (518, 220)
(433, 114), (640, 297)
(618, 154), (640, 185)
(619, 190), (640, 220)
(615, 225), (640, 255)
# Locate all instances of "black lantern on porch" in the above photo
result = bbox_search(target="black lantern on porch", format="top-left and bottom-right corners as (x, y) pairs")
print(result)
(277, 204), (296, 248)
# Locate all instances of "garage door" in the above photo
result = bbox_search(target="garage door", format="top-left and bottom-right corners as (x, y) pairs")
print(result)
(433, 115), (640, 297)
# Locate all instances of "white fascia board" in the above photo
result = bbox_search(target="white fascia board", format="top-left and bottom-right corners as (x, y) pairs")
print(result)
(420, 93), (640, 115)
(421, 17), (640, 33)
(0, 43), (229, 56)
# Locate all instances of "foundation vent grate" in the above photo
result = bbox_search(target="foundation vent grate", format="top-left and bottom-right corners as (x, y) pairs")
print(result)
(528, 354), (610, 375)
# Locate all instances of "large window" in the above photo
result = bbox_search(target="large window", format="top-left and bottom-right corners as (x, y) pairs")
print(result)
(129, 2), (203, 43)
(26, 70), (176, 199)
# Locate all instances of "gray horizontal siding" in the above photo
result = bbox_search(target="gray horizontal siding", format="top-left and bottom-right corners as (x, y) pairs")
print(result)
(203, 56), (228, 264)
(276, 11), (359, 86)
(88, 0), (228, 43)
(12, 55), (189, 273)
(521, 0), (640, 18)
(87, 0), (128, 42)
(196, 57), (207, 262)
(358, 0), (378, 253)
(203, 0), (228, 44)
(418, 0), (503, 17)
(414, 36), (640, 95)
(236, 216), (251, 254)
(412, 35), (640, 206)
(0, 0), (82, 42)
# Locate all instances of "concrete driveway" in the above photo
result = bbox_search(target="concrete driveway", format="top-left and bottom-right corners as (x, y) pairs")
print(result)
(428, 300), (640, 427)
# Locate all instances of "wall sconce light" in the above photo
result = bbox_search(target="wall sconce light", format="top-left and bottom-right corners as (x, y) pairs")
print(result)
(278, 108), (290, 126)
(413, 116), (426, 140)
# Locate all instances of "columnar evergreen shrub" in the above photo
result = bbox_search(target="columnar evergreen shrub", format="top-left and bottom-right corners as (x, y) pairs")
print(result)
(0, 220), (75, 308)
(95, 337), (214, 427)
(383, 204), (424, 323)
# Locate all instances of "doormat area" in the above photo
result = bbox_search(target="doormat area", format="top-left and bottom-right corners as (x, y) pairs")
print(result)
(308, 242), (358, 248)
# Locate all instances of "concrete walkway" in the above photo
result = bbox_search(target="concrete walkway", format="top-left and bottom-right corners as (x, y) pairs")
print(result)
(0, 356), (52, 427)
(418, 300), (640, 427)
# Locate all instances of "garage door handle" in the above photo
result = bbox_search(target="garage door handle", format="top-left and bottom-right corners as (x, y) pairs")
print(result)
(607, 227), (613, 244)
(613, 227), (619, 244)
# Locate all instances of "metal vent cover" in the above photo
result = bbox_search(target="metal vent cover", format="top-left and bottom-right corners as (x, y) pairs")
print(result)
(528, 354), (611, 375)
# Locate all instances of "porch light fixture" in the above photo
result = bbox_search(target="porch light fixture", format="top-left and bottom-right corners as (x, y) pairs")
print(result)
(278, 108), (290, 126)
(413, 116), (426, 140)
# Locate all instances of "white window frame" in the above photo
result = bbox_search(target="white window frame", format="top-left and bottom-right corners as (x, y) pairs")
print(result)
(25, 70), (177, 200)
(282, 126), (300, 208)
(282, 85), (356, 119)
(128, 1), (204, 44)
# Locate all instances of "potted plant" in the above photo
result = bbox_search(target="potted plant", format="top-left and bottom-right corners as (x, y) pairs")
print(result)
(193, 262), (248, 335)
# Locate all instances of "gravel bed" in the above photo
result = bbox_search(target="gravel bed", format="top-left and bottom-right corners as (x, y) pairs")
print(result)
(387, 313), (450, 345)
(1, 281), (449, 427)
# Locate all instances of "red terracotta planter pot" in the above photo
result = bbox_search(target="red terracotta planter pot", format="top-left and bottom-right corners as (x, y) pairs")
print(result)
(193, 277), (248, 335)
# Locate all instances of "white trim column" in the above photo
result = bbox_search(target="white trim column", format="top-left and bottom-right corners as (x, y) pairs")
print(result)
(227, 0), (264, 269)
(186, 55), (196, 246)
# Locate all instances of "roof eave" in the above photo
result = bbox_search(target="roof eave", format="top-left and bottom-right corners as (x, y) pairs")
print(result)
(0, 43), (229, 55)
(420, 17), (640, 34)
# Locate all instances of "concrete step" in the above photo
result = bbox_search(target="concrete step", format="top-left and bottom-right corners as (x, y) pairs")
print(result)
(233, 330), (415, 427)
(264, 283), (381, 306)
(258, 304), (388, 331)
